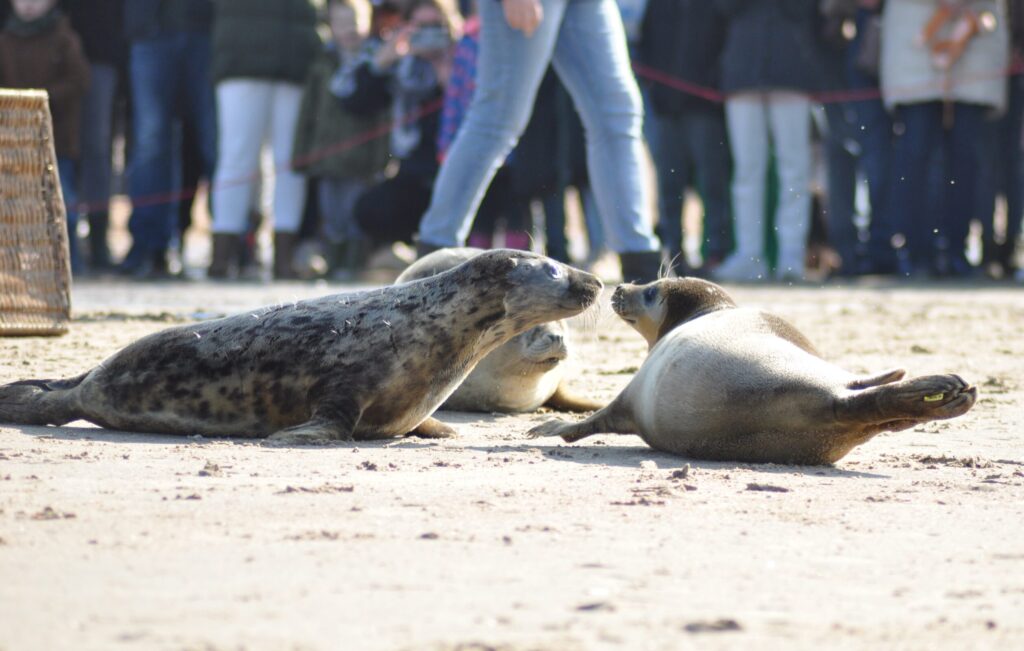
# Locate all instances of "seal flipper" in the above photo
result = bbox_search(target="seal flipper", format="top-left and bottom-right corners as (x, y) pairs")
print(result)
(835, 374), (977, 427)
(265, 395), (362, 444)
(527, 400), (637, 443)
(846, 368), (906, 390)
(543, 382), (604, 413)
(0, 373), (88, 426)
(409, 416), (456, 439)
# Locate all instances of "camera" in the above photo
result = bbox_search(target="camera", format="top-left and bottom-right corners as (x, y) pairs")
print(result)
(409, 25), (452, 53)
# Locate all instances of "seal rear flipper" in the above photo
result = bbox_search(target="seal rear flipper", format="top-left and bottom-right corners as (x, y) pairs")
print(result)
(0, 373), (87, 426)
(835, 374), (977, 426)
(543, 382), (604, 413)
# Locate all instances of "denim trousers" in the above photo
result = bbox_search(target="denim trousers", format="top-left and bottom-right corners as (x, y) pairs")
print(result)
(78, 63), (118, 210)
(211, 79), (307, 235)
(889, 101), (985, 270)
(417, 0), (659, 253)
(126, 32), (216, 265)
(651, 108), (733, 264)
(57, 157), (80, 272)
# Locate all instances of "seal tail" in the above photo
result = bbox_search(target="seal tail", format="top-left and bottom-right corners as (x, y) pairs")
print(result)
(0, 373), (87, 426)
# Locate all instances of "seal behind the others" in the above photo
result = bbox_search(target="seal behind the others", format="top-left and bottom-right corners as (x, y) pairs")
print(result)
(397, 248), (602, 413)
(0, 250), (603, 442)
(529, 277), (977, 465)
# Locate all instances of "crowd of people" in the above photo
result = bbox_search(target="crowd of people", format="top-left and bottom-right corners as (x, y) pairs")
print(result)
(2, 0), (1022, 283)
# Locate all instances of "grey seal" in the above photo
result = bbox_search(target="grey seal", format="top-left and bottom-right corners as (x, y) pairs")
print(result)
(0, 250), (602, 442)
(528, 277), (977, 465)
(397, 248), (602, 413)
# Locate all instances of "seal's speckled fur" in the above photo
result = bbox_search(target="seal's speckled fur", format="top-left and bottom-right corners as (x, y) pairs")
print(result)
(0, 250), (602, 442)
(398, 248), (602, 413)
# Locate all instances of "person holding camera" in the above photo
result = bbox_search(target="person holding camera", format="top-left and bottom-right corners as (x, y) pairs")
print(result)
(412, 0), (664, 283)
(341, 0), (462, 250)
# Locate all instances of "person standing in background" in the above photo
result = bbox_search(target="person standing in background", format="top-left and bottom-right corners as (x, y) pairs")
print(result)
(120, 0), (215, 279)
(713, 0), (823, 282)
(66, 0), (126, 273)
(639, 0), (732, 276)
(292, 0), (392, 280)
(882, 0), (1010, 277)
(413, 0), (664, 283)
(207, 0), (320, 280)
(0, 0), (90, 273)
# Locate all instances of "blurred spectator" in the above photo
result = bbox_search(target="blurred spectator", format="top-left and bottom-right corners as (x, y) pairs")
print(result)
(882, 0), (1010, 277)
(713, 0), (823, 282)
(341, 0), (461, 250)
(207, 0), (320, 280)
(414, 0), (663, 283)
(66, 0), (126, 272)
(977, 0), (1023, 278)
(292, 0), (392, 279)
(639, 0), (732, 275)
(121, 0), (215, 279)
(0, 0), (90, 273)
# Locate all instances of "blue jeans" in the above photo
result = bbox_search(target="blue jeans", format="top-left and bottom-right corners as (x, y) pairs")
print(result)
(417, 0), (659, 254)
(57, 157), (81, 273)
(889, 102), (985, 272)
(126, 32), (216, 267)
(651, 108), (733, 265)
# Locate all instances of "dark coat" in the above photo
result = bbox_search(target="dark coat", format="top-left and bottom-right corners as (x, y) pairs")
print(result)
(638, 0), (727, 115)
(714, 0), (825, 95)
(211, 0), (319, 84)
(292, 47), (392, 180)
(0, 13), (91, 158)
(123, 0), (212, 41)
(66, 0), (127, 66)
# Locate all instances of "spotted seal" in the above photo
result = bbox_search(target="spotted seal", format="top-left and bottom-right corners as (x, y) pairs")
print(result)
(0, 250), (602, 442)
(528, 277), (977, 465)
(397, 248), (602, 413)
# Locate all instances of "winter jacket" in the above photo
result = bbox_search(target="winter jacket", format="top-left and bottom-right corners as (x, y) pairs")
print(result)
(880, 0), (1010, 112)
(292, 45), (392, 180)
(211, 0), (319, 84)
(714, 0), (825, 95)
(638, 0), (727, 114)
(0, 12), (91, 158)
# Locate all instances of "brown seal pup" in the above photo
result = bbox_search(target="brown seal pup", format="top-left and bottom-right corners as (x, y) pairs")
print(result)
(0, 250), (602, 442)
(397, 248), (602, 413)
(528, 278), (977, 465)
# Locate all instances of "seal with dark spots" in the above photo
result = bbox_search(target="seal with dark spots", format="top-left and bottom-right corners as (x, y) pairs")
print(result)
(397, 248), (602, 413)
(0, 250), (603, 443)
(528, 277), (977, 465)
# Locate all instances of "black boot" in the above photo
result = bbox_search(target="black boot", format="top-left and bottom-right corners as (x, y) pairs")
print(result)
(619, 250), (665, 284)
(87, 211), (112, 270)
(273, 232), (300, 280)
(208, 233), (242, 280)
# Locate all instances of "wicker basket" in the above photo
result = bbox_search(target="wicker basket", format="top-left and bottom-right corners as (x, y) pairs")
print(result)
(0, 89), (72, 336)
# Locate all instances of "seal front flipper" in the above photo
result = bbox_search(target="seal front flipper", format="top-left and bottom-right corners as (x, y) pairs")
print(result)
(265, 396), (362, 444)
(527, 402), (636, 443)
(543, 383), (604, 413)
(408, 417), (456, 439)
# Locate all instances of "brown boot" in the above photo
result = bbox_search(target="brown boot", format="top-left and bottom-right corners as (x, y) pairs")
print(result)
(208, 233), (242, 279)
(273, 231), (300, 280)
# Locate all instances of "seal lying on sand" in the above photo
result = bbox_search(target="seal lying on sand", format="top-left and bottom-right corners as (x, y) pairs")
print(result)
(528, 278), (977, 465)
(397, 248), (602, 413)
(0, 250), (602, 442)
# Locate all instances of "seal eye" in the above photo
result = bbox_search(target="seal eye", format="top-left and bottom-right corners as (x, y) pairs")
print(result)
(544, 263), (563, 279)
(643, 286), (658, 302)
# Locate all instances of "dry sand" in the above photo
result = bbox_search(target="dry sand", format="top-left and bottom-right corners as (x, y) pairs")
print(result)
(1, 278), (1022, 651)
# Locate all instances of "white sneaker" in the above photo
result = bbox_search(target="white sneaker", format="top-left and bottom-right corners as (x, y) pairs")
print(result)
(712, 254), (769, 282)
